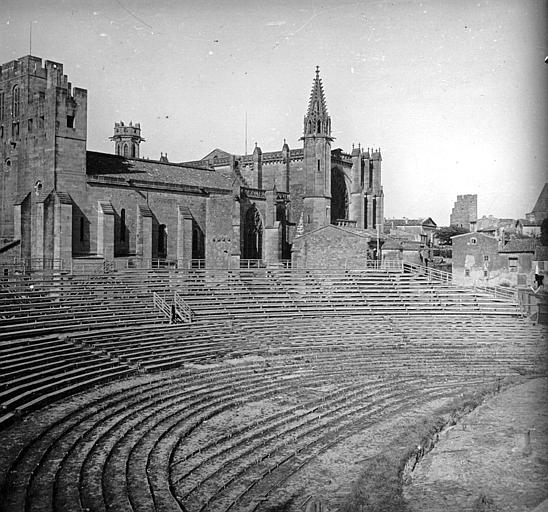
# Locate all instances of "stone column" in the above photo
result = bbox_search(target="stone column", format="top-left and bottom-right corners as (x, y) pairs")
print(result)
(137, 204), (153, 267)
(177, 206), (194, 269)
(96, 201), (115, 261)
(53, 194), (73, 270)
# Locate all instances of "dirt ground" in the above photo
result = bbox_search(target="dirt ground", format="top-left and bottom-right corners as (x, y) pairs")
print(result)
(404, 377), (548, 512)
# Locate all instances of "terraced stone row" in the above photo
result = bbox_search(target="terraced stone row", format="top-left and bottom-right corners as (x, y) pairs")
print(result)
(0, 339), (511, 512)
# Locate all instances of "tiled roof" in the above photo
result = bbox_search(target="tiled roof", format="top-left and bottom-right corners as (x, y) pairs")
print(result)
(499, 238), (539, 253)
(86, 151), (232, 192)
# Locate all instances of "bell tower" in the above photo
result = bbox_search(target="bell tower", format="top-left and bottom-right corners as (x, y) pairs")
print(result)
(110, 121), (145, 158)
(301, 66), (333, 233)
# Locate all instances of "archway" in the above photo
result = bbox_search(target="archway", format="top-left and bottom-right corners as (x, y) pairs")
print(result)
(331, 167), (349, 223)
(242, 206), (263, 260)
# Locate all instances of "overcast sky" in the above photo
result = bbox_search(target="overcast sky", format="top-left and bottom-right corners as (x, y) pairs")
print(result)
(2, 0), (547, 224)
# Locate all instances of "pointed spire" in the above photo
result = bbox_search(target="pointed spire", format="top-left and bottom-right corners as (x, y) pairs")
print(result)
(303, 66), (331, 139)
(306, 65), (328, 117)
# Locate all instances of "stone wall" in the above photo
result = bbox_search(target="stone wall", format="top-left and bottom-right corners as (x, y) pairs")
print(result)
(292, 225), (370, 269)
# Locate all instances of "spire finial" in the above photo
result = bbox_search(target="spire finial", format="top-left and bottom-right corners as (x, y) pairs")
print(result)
(315, 65), (320, 77)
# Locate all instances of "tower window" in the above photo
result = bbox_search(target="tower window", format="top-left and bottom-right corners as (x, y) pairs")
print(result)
(123, 143), (129, 157)
(317, 159), (321, 173)
(12, 85), (20, 118)
(66, 115), (74, 128)
(131, 144), (136, 158)
(317, 120), (321, 133)
(0, 92), (4, 121)
(12, 122), (19, 138)
(28, 118), (33, 132)
(0, 126), (3, 139)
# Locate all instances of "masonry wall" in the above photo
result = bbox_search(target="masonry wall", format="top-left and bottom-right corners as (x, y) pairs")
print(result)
(84, 185), (208, 260)
(292, 226), (370, 269)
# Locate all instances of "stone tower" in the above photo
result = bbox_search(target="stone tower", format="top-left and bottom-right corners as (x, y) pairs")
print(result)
(450, 194), (477, 228)
(110, 121), (144, 158)
(0, 55), (87, 264)
(301, 66), (333, 233)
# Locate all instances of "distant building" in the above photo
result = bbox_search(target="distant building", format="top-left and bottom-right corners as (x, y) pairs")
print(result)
(499, 238), (539, 287)
(450, 194), (477, 228)
(451, 232), (500, 285)
(382, 239), (423, 265)
(475, 215), (515, 238)
(383, 217), (437, 246)
(515, 219), (542, 238)
(452, 232), (539, 287)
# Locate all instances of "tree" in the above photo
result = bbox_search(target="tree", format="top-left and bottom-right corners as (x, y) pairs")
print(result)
(435, 225), (469, 246)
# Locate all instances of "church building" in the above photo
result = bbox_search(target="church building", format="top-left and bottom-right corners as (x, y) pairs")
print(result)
(0, 55), (384, 270)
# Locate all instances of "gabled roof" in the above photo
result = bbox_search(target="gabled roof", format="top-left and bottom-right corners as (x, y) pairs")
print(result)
(295, 224), (372, 241)
(499, 238), (539, 253)
(201, 148), (233, 161)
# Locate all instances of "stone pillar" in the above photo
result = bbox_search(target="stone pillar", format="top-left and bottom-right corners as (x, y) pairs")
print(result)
(177, 206), (194, 269)
(264, 222), (281, 266)
(53, 195), (73, 270)
(96, 201), (115, 261)
(253, 144), (263, 190)
(33, 201), (45, 264)
(137, 204), (153, 267)
(265, 189), (277, 227)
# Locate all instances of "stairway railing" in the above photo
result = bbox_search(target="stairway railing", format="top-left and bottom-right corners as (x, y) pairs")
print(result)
(174, 291), (194, 323)
(153, 292), (171, 321)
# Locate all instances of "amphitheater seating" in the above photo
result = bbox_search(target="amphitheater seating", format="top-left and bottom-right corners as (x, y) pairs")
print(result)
(0, 266), (546, 511)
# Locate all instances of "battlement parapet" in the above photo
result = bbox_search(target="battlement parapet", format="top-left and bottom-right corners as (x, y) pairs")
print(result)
(0, 56), (85, 102)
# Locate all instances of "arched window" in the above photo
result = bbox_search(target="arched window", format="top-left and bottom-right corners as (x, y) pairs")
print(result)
(317, 120), (321, 133)
(330, 167), (349, 224)
(116, 144), (121, 156)
(131, 144), (137, 158)
(12, 85), (20, 118)
(123, 143), (129, 157)
(158, 224), (167, 258)
(242, 206), (263, 260)
(120, 208), (126, 242)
